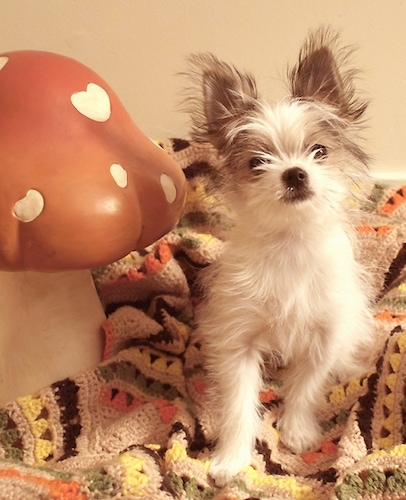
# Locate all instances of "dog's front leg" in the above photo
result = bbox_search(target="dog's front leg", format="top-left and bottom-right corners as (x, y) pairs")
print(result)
(277, 354), (331, 454)
(208, 345), (263, 487)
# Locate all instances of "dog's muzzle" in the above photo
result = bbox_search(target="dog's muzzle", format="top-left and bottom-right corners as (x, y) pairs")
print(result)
(282, 167), (314, 203)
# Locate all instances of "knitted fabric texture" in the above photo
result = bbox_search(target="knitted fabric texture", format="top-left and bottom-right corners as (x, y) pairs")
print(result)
(1, 139), (406, 499)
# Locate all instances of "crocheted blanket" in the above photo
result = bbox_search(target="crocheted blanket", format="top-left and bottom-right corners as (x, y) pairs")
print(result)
(1, 139), (406, 500)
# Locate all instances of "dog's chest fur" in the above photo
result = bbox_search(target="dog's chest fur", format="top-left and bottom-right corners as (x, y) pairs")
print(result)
(217, 221), (355, 360)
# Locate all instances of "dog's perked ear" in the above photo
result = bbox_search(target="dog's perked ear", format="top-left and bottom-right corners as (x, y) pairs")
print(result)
(187, 53), (259, 149)
(289, 28), (367, 122)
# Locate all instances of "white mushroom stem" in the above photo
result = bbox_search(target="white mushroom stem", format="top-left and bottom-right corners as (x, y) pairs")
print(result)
(0, 269), (104, 405)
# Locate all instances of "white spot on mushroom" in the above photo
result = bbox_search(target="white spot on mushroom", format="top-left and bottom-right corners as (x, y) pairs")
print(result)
(160, 174), (177, 204)
(110, 163), (128, 188)
(70, 83), (111, 122)
(0, 57), (9, 71)
(13, 189), (45, 222)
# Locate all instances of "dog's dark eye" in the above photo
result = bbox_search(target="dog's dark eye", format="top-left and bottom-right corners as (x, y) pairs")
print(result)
(311, 144), (328, 160)
(249, 157), (267, 170)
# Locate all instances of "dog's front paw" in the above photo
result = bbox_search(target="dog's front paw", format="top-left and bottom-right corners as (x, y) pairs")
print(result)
(209, 459), (234, 488)
(277, 411), (322, 454)
(209, 449), (252, 487)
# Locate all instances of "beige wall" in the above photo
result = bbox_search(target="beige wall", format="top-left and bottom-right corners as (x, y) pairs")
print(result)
(1, 0), (406, 178)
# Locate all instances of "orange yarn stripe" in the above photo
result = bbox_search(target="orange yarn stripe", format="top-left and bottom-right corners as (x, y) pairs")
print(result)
(0, 468), (86, 499)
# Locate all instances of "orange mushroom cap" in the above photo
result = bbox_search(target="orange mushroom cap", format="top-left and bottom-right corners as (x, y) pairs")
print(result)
(0, 50), (186, 271)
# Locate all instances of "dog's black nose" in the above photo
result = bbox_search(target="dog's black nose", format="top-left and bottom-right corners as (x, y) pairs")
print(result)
(282, 167), (308, 188)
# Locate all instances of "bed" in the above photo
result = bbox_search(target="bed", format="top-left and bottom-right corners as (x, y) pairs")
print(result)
(0, 138), (406, 499)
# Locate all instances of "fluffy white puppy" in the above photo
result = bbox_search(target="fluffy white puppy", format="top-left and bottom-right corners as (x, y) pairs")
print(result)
(186, 28), (374, 486)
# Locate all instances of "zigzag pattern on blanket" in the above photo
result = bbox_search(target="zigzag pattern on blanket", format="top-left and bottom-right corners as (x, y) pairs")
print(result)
(0, 139), (406, 498)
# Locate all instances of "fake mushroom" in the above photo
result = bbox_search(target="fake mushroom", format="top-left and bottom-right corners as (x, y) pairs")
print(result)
(0, 51), (186, 404)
